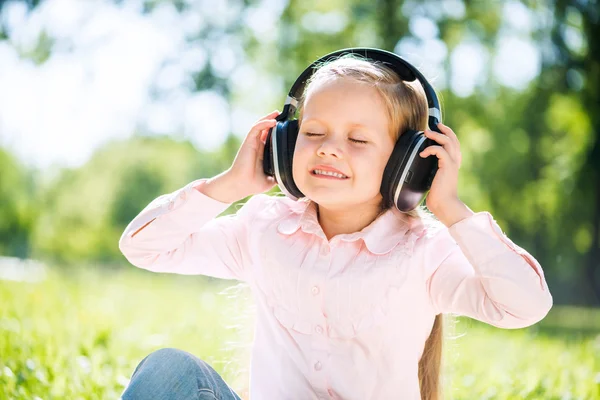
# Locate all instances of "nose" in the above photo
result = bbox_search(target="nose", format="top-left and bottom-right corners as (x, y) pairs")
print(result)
(317, 136), (344, 159)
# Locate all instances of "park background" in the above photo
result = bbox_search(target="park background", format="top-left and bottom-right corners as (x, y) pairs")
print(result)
(0, 0), (599, 398)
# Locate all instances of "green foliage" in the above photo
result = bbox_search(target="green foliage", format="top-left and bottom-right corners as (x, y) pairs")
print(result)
(29, 135), (240, 265)
(0, 148), (36, 258)
(0, 267), (598, 399)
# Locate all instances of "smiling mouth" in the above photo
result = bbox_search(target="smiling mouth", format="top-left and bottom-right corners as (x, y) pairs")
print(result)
(311, 169), (349, 179)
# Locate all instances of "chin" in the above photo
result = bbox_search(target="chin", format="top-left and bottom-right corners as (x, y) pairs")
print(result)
(303, 187), (360, 205)
(297, 185), (335, 201)
(307, 191), (344, 203)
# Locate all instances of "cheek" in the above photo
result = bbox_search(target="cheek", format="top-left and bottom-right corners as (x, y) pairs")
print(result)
(353, 149), (390, 178)
(292, 141), (309, 176)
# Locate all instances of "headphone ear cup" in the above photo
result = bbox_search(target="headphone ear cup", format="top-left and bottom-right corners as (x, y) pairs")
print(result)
(283, 119), (299, 172)
(381, 129), (421, 210)
(263, 125), (276, 177)
(276, 120), (304, 199)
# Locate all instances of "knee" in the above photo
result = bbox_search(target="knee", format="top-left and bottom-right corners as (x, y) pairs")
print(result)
(147, 347), (190, 362)
(122, 348), (207, 399)
(142, 348), (222, 389)
(142, 347), (198, 371)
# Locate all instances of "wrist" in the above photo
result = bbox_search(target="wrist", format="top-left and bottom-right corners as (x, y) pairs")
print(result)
(432, 199), (474, 228)
(195, 171), (246, 204)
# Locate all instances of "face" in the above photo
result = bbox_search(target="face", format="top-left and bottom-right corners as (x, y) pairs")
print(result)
(292, 77), (395, 211)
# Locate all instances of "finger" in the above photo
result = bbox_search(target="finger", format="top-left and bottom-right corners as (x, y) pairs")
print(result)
(251, 119), (277, 136)
(424, 130), (451, 146)
(437, 123), (458, 140)
(243, 120), (277, 145)
(420, 145), (447, 159)
(256, 132), (270, 161)
(259, 128), (271, 143)
(258, 110), (280, 122)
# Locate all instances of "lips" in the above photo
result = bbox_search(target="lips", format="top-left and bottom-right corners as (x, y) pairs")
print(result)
(310, 170), (349, 181)
(310, 164), (349, 177)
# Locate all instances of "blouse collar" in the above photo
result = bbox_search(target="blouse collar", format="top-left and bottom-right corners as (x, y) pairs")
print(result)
(276, 198), (426, 255)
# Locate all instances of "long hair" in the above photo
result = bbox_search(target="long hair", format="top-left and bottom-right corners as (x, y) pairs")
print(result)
(296, 54), (449, 400)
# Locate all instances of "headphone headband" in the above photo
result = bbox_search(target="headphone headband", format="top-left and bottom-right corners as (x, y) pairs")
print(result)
(278, 47), (442, 128)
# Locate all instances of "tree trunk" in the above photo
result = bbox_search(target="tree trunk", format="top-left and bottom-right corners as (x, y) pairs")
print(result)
(376, 0), (403, 51)
(582, 0), (600, 305)
(585, 134), (600, 304)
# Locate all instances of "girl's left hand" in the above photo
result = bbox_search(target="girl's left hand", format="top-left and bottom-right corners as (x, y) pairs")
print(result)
(419, 123), (462, 215)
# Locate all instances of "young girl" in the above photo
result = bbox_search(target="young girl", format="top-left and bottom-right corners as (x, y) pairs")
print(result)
(118, 54), (553, 400)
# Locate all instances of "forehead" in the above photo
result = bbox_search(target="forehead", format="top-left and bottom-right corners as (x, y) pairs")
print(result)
(301, 78), (390, 131)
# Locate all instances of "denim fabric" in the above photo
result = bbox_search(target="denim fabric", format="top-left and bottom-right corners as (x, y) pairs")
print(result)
(120, 348), (242, 400)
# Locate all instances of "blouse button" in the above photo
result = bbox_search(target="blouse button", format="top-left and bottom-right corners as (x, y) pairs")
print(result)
(179, 191), (187, 200)
(320, 247), (329, 256)
(315, 325), (323, 334)
(314, 361), (322, 371)
(311, 286), (320, 295)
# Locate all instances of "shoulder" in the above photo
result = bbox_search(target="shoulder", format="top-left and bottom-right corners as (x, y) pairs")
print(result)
(409, 212), (457, 257)
(233, 193), (302, 223)
(405, 212), (464, 277)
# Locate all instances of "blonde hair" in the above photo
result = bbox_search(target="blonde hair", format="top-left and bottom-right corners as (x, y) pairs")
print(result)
(296, 54), (448, 400)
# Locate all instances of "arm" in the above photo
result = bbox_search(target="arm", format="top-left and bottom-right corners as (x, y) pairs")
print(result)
(119, 110), (283, 279)
(118, 174), (264, 281)
(425, 211), (553, 329)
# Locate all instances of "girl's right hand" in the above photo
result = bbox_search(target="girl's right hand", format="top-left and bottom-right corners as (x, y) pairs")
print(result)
(226, 110), (280, 197)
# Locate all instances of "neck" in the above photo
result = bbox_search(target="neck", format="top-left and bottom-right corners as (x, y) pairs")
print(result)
(316, 200), (386, 241)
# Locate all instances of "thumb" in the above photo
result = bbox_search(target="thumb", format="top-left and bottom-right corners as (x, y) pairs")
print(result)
(260, 128), (270, 144)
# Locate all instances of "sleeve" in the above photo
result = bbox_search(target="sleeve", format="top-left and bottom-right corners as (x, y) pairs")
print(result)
(424, 211), (553, 329)
(118, 178), (267, 282)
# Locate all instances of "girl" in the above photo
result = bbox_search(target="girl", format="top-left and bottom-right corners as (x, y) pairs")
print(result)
(118, 54), (553, 400)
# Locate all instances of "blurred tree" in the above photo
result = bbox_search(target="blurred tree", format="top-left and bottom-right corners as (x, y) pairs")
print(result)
(30, 135), (238, 265)
(550, 0), (600, 302)
(0, 147), (36, 258)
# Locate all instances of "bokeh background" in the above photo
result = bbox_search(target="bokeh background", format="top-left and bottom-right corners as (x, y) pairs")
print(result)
(0, 0), (599, 399)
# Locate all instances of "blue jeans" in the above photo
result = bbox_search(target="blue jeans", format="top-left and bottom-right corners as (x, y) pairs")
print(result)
(120, 348), (243, 400)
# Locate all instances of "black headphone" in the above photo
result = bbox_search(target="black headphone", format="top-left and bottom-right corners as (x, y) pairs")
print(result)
(262, 47), (442, 212)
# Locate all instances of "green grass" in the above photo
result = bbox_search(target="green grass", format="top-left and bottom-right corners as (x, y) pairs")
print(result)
(1, 266), (598, 399)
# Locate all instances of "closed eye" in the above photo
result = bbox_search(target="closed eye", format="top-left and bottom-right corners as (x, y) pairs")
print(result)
(305, 132), (367, 144)
(350, 138), (368, 144)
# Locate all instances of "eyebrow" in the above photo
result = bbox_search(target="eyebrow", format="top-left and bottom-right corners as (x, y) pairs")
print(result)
(302, 118), (371, 130)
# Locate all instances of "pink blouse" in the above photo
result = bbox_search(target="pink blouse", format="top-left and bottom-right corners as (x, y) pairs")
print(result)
(119, 178), (553, 400)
